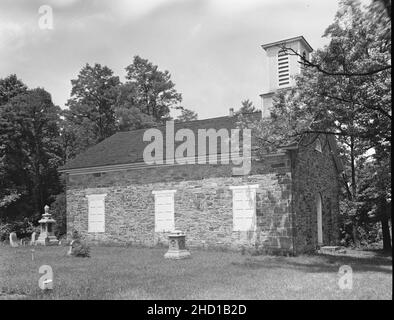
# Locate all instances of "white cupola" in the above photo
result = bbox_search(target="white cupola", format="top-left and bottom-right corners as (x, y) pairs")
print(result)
(260, 36), (313, 117)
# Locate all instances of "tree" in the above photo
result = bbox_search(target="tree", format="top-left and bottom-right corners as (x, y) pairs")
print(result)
(0, 88), (63, 220)
(239, 0), (391, 250)
(356, 150), (391, 250)
(283, 0), (391, 79)
(124, 56), (182, 122)
(65, 63), (120, 152)
(176, 108), (198, 122)
(113, 82), (157, 131)
(0, 74), (27, 106)
(0, 74), (28, 216)
(236, 99), (257, 115)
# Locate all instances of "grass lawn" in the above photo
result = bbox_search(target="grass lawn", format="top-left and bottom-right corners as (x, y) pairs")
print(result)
(0, 245), (391, 300)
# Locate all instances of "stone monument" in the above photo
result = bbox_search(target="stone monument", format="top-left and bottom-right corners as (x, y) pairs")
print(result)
(30, 232), (38, 246)
(164, 230), (191, 259)
(36, 205), (59, 246)
(9, 232), (19, 247)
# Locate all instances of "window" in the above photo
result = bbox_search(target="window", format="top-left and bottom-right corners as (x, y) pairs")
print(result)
(229, 185), (259, 231)
(152, 190), (176, 232)
(315, 138), (322, 152)
(86, 194), (107, 233)
(277, 49), (290, 87)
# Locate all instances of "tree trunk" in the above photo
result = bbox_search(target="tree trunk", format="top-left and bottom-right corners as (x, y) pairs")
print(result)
(350, 136), (357, 197)
(349, 136), (359, 246)
(381, 204), (392, 252)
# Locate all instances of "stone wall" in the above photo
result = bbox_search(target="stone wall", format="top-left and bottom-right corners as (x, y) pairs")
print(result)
(291, 135), (341, 254)
(66, 154), (295, 253)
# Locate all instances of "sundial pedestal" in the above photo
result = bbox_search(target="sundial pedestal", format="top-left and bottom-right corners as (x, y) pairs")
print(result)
(164, 230), (191, 260)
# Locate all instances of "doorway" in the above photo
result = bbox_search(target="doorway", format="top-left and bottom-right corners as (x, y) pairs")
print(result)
(316, 194), (323, 245)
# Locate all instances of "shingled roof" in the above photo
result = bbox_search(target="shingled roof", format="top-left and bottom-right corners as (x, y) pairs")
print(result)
(60, 112), (262, 172)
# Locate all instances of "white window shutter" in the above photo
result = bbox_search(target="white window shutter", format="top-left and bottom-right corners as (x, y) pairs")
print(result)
(86, 194), (107, 233)
(152, 190), (176, 232)
(230, 185), (258, 232)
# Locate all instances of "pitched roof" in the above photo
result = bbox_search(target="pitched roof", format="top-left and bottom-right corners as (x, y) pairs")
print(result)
(261, 35), (313, 52)
(60, 112), (262, 171)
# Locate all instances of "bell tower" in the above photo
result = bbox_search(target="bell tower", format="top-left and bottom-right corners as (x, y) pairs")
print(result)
(260, 36), (313, 118)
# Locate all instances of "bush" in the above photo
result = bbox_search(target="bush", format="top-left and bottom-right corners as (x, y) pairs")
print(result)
(0, 223), (12, 242)
(0, 219), (38, 242)
(68, 230), (90, 257)
(339, 199), (386, 248)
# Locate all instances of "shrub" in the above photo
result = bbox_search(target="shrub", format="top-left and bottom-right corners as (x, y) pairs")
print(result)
(69, 230), (90, 257)
(0, 223), (12, 242)
(0, 219), (38, 242)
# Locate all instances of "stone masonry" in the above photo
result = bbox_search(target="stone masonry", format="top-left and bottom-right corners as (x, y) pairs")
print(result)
(65, 135), (340, 254)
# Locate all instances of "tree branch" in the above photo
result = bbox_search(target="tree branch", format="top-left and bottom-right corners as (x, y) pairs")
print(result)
(280, 46), (391, 77)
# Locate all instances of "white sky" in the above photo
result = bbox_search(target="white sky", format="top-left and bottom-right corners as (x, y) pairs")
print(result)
(0, 0), (344, 119)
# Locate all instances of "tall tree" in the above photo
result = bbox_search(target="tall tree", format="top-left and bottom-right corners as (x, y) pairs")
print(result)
(0, 74), (28, 214)
(0, 74), (27, 106)
(0, 88), (63, 220)
(65, 63), (120, 153)
(124, 56), (182, 122)
(239, 0), (391, 249)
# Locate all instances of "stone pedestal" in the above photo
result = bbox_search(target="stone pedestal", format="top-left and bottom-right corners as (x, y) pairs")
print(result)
(36, 205), (59, 246)
(164, 230), (191, 259)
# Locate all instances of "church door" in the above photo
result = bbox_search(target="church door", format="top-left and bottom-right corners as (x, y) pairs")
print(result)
(316, 194), (323, 245)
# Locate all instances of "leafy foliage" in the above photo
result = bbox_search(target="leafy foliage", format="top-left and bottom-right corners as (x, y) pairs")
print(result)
(68, 231), (90, 257)
(64, 63), (121, 153)
(124, 56), (182, 122)
(236, 99), (257, 115)
(0, 88), (63, 221)
(0, 74), (27, 106)
(0, 219), (38, 241)
(176, 108), (198, 122)
(238, 0), (391, 249)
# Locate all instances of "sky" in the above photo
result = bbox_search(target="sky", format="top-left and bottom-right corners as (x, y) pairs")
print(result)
(0, 0), (343, 119)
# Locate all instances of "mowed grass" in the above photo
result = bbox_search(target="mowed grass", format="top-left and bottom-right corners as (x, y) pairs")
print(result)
(0, 245), (391, 300)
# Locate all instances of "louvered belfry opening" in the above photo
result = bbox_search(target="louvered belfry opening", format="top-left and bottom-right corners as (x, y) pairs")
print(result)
(277, 49), (290, 87)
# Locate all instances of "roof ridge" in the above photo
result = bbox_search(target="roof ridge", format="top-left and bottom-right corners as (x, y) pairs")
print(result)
(114, 111), (262, 135)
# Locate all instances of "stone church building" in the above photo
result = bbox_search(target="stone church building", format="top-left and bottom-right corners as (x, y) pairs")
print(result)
(60, 36), (343, 255)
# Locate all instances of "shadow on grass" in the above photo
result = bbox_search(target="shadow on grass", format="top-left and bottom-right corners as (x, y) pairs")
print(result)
(232, 251), (392, 274)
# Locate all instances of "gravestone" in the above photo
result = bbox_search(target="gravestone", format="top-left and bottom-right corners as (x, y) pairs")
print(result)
(9, 232), (19, 248)
(67, 239), (90, 257)
(67, 240), (79, 256)
(30, 232), (38, 246)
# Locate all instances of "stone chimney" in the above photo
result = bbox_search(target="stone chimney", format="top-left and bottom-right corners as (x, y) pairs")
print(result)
(229, 108), (234, 117)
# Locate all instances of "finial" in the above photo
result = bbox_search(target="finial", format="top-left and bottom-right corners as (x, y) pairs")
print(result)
(44, 205), (49, 214)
